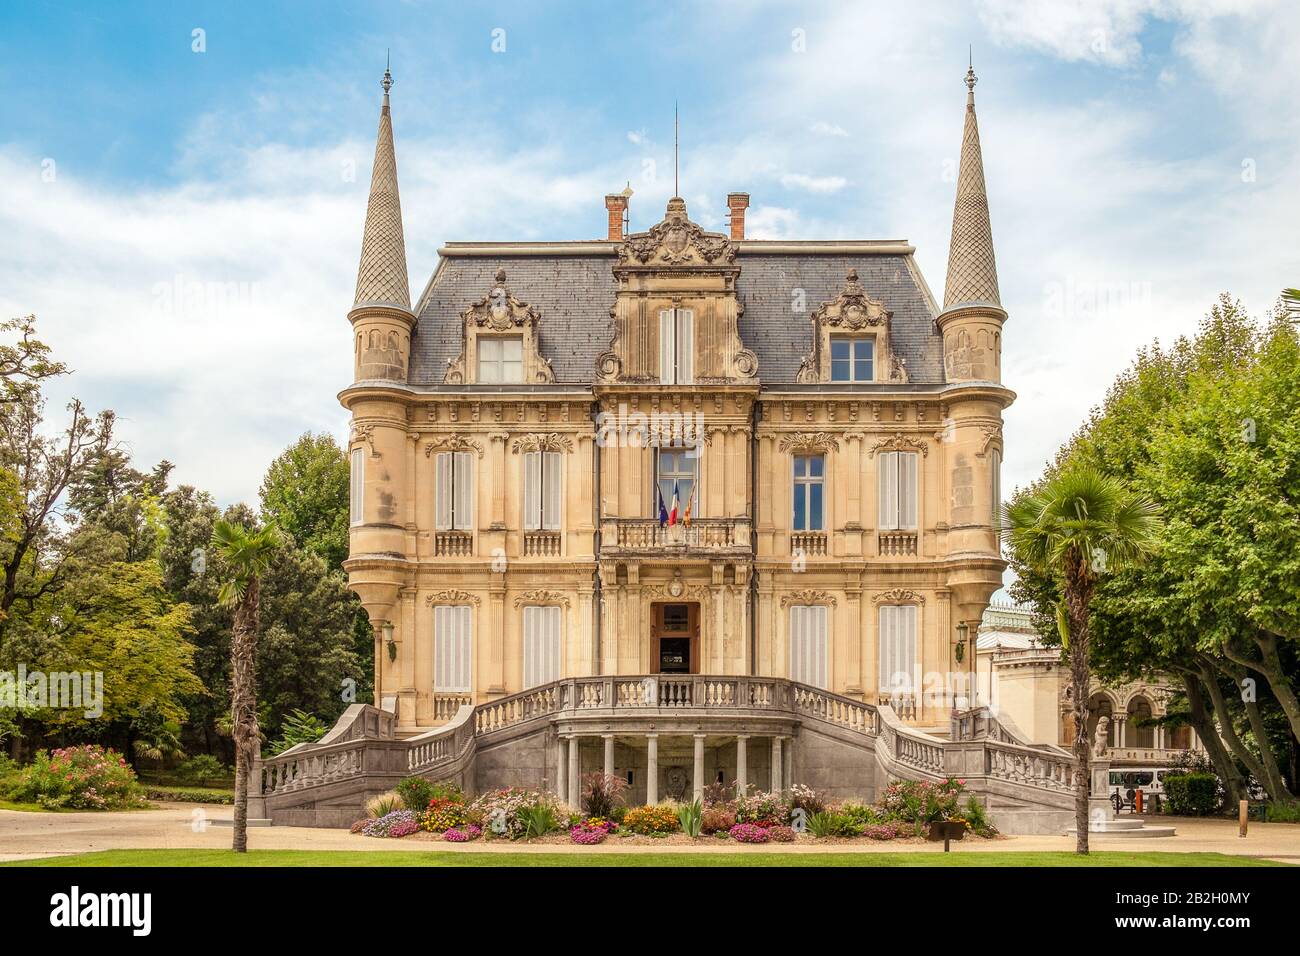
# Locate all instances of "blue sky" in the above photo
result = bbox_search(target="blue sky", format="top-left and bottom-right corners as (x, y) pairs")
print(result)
(1, 0), (1297, 511)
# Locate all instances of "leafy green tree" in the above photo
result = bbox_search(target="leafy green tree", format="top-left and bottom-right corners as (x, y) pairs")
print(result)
(210, 519), (283, 853)
(259, 433), (349, 569)
(1004, 468), (1160, 854)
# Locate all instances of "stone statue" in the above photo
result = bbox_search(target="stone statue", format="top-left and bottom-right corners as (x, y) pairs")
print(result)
(666, 766), (688, 801)
(1092, 716), (1110, 757)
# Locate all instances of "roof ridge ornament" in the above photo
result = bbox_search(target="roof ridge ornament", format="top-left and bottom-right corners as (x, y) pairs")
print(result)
(618, 197), (735, 266)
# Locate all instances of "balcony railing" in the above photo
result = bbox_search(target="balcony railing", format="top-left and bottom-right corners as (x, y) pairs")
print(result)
(603, 517), (747, 553)
(878, 531), (918, 557)
(433, 531), (473, 557)
(791, 531), (827, 557)
(432, 693), (472, 722)
(522, 530), (561, 558)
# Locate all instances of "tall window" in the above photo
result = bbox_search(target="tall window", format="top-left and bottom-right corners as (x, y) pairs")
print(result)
(878, 451), (918, 530)
(522, 605), (561, 688)
(792, 454), (824, 531)
(433, 605), (473, 693)
(522, 451), (562, 531)
(658, 308), (694, 384)
(350, 447), (364, 526)
(830, 337), (874, 382)
(878, 604), (918, 694)
(435, 452), (474, 531)
(477, 336), (523, 383)
(655, 448), (698, 518)
(991, 448), (1002, 530)
(789, 605), (828, 689)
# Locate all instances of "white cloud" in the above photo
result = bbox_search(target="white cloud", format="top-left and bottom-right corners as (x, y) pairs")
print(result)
(809, 121), (849, 137)
(779, 173), (848, 193)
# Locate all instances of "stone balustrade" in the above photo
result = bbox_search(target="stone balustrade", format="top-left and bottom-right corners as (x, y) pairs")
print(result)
(603, 517), (747, 553)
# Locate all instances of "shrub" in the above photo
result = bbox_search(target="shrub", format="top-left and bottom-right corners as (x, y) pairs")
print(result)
(420, 796), (467, 833)
(701, 806), (736, 834)
(580, 772), (628, 818)
(677, 799), (703, 838)
(963, 796), (998, 837)
(729, 823), (770, 843)
(1163, 773), (1220, 816)
(840, 802), (883, 827)
(362, 809), (417, 837)
(267, 709), (327, 756)
(622, 804), (681, 835)
(1262, 802), (1300, 823)
(7, 745), (141, 809)
(807, 811), (864, 838)
(702, 781), (737, 806)
(444, 824), (482, 842)
(143, 786), (234, 805)
(879, 778), (965, 824)
(787, 783), (827, 816)
(735, 789), (790, 827)
(570, 818), (613, 845)
(396, 776), (437, 815)
(349, 819), (368, 834)
(768, 825), (796, 842)
(519, 802), (560, 839)
(365, 791), (405, 818)
(469, 787), (563, 840)
(864, 821), (906, 840)
(172, 755), (230, 786)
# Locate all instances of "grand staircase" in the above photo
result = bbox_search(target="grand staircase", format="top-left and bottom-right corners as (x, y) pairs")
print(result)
(252, 676), (1086, 834)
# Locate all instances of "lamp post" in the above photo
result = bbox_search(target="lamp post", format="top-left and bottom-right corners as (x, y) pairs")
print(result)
(956, 621), (969, 709)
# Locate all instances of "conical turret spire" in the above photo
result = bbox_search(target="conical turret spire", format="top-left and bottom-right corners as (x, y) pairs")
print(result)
(353, 63), (411, 311)
(942, 62), (1000, 311)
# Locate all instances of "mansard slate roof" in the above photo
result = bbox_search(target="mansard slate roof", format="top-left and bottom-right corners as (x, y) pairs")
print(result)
(408, 245), (945, 386)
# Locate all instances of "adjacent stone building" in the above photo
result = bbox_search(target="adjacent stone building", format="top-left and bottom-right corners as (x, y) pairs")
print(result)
(342, 65), (1011, 738)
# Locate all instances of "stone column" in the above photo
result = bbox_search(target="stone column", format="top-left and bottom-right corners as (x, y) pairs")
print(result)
(556, 735), (568, 800)
(567, 735), (580, 809)
(646, 734), (659, 804)
(783, 735), (795, 791)
(603, 734), (615, 779)
(736, 734), (749, 795)
(693, 734), (706, 803)
(770, 736), (783, 792)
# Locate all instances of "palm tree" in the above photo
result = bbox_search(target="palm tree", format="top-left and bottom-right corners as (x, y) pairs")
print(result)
(1003, 468), (1160, 853)
(210, 519), (284, 852)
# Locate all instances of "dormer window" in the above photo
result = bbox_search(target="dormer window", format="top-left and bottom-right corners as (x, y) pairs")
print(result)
(830, 337), (874, 382)
(478, 336), (523, 383)
(658, 308), (694, 385)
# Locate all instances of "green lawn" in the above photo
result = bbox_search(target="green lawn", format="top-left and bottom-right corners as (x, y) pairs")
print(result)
(3, 849), (1288, 867)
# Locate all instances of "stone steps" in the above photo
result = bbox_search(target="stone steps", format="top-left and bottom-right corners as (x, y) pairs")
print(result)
(1063, 817), (1178, 838)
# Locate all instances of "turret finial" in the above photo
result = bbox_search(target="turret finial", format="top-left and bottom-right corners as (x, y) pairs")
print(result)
(382, 51), (393, 96)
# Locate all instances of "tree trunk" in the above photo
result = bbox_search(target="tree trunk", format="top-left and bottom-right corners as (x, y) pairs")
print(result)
(1198, 658), (1275, 797)
(1063, 549), (1093, 855)
(1213, 656), (1293, 801)
(1222, 631), (1300, 745)
(1180, 671), (1246, 806)
(229, 578), (261, 853)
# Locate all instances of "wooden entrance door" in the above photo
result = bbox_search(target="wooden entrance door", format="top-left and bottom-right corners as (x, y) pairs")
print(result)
(652, 602), (699, 674)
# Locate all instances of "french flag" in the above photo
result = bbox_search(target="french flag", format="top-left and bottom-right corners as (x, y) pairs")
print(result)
(669, 480), (680, 527)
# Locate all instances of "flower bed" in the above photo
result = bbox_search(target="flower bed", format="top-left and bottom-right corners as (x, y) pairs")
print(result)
(444, 824), (482, 842)
(5, 745), (142, 810)
(362, 810), (418, 838)
(728, 822), (770, 844)
(621, 804), (680, 835)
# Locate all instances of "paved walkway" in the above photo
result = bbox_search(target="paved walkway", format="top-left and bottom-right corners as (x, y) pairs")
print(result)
(1, 805), (1296, 863)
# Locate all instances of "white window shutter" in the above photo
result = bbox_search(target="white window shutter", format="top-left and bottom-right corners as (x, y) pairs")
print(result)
(523, 451), (541, 530)
(878, 452), (899, 531)
(434, 604), (472, 693)
(991, 449), (1002, 529)
(879, 605), (896, 693)
(659, 310), (675, 384)
(790, 606), (805, 683)
(901, 604), (917, 692)
(542, 452), (562, 531)
(900, 452), (918, 530)
(453, 452), (473, 531)
(350, 448), (364, 524)
(523, 606), (561, 688)
(435, 453), (452, 530)
(676, 309), (694, 384)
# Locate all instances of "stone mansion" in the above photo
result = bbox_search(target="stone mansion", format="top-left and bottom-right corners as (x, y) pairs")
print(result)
(271, 64), (1082, 826)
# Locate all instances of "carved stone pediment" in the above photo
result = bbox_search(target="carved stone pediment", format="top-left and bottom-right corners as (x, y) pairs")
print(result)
(868, 432), (929, 458)
(444, 268), (555, 384)
(778, 431), (841, 454)
(618, 198), (736, 267)
(512, 589), (571, 608)
(510, 433), (575, 454)
(424, 435), (484, 458)
(781, 589), (837, 608)
(871, 588), (925, 605)
(795, 270), (907, 384)
(425, 589), (480, 607)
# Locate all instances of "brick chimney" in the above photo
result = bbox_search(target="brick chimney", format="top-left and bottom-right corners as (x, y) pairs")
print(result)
(604, 194), (628, 240)
(727, 192), (750, 240)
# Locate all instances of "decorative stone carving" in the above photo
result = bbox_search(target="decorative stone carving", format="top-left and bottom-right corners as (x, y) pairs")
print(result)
(780, 589), (837, 608)
(665, 766), (689, 801)
(444, 268), (555, 385)
(423, 435), (484, 458)
(868, 432), (929, 458)
(1093, 716), (1110, 757)
(510, 433), (576, 454)
(777, 431), (840, 454)
(975, 423), (1002, 458)
(618, 198), (736, 266)
(512, 589), (571, 608)
(871, 589), (926, 605)
(351, 423), (377, 457)
(425, 590), (480, 607)
(795, 270), (908, 384)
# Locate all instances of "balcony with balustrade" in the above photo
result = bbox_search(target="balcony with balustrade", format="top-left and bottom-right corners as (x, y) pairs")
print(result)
(600, 517), (750, 558)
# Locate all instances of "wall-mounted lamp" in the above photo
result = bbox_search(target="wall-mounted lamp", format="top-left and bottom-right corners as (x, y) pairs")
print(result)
(383, 622), (397, 663)
(955, 621), (969, 663)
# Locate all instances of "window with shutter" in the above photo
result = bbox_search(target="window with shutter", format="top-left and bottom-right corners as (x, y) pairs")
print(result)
(350, 448), (364, 526)
(991, 448), (1002, 529)
(877, 451), (918, 531)
(522, 605), (561, 688)
(789, 605), (828, 689)
(434, 605), (473, 693)
(878, 604), (917, 694)
(658, 308), (694, 384)
(436, 452), (475, 531)
(523, 451), (562, 531)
